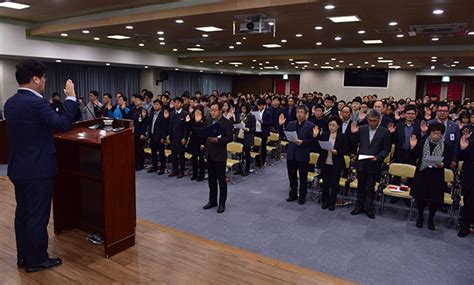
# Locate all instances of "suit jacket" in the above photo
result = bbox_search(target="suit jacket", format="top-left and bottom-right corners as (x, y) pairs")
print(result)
(205, 116), (234, 162)
(350, 125), (391, 175)
(270, 106), (284, 131)
(316, 131), (347, 170)
(392, 120), (421, 163)
(147, 109), (168, 143)
(426, 119), (460, 162)
(285, 120), (315, 162)
(169, 109), (189, 141)
(283, 106), (297, 125)
(238, 113), (256, 147)
(254, 107), (272, 137)
(129, 106), (148, 137)
(459, 136), (474, 196)
(4, 89), (78, 180)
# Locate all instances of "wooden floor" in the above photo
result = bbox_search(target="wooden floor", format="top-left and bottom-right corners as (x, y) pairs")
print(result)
(0, 177), (354, 285)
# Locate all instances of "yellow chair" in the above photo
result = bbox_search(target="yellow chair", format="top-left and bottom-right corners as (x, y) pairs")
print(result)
(266, 132), (279, 160)
(443, 168), (464, 225)
(381, 163), (417, 218)
(250, 137), (262, 162)
(144, 147), (152, 155)
(307, 152), (320, 183)
(226, 142), (243, 183)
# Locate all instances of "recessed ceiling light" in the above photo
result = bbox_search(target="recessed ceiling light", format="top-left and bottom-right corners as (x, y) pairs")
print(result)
(202, 34), (208, 38)
(259, 63), (263, 66)
(236, 41), (242, 45)
(160, 42), (166, 45)
(125, 25), (134, 30)
(314, 63), (318, 66)
(363, 39), (383, 44)
(388, 63), (393, 65)
(334, 36), (342, 41)
(321, 66), (334, 69)
(229, 45), (234, 49)
(431, 66), (436, 69)
(378, 59), (393, 63)
(262, 44), (281, 48)
(199, 70), (203, 73)
(295, 61), (310, 64)
(314, 26), (323, 30)
(357, 66), (361, 68)
(199, 60), (204, 63)
(431, 56), (437, 59)
(289, 58), (293, 61)
(335, 65), (340, 67)
(296, 33), (303, 37)
(389, 21), (398, 26)
(364, 61), (369, 64)
(195, 44), (200, 47)
(157, 31), (164, 35)
(175, 68), (179, 71)
(349, 63), (353, 66)
(325, 62), (330, 65)
(407, 61), (412, 64)
(409, 64), (414, 67)
(433, 9), (444, 15)
(454, 60), (460, 64)
(0, 1), (29, 9)
(431, 59), (437, 62)
(324, 4), (335, 10)
(138, 43), (145, 47)
(187, 47), (204, 51)
(358, 30), (366, 34)
(219, 60), (223, 62)
(55, 59), (62, 63)
(316, 42), (322, 45)
(469, 31), (474, 35)
(173, 48), (178, 51)
(265, 61), (270, 64)
(468, 66), (474, 70)
(242, 37), (247, 40)
(215, 62), (219, 65)
(291, 63), (295, 65)
(175, 19), (184, 24)
(61, 33), (68, 37)
(371, 64), (375, 67)
(106, 63), (110, 66)
(331, 58), (336, 61)
(378, 56), (384, 59)
(252, 59), (257, 62)
(268, 22), (275, 26)
(328, 15), (361, 23)
(339, 60), (344, 63)
(281, 39), (287, 43)
(82, 30), (90, 34)
(432, 37), (439, 41)
(107, 35), (131, 40)
(396, 34), (404, 38)
(389, 66), (401, 69)
(158, 37), (165, 41)
(93, 37), (100, 41)
(229, 62), (243, 65)
(194, 26), (223, 32)
(451, 64), (456, 67)
(144, 66), (149, 69)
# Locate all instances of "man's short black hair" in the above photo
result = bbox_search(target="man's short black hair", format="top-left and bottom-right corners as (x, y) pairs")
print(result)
(428, 122), (446, 134)
(135, 94), (144, 101)
(162, 94), (170, 100)
(103, 93), (112, 99)
(173, 96), (184, 104)
(153, 99), (163, 105)
(297, 105), (309, 114)
(353, 96), (362, 104)
(324, 96), (334, 102)
(437, 102), (449, 109)
(313, 104), (324, 112)
(256, 98), (266, 106)
(404, 105), (418, 114)
(210, 101), (223, 110)
(52, 92), (60, 98)
(89, 90), (99, 97)
(328, 115), (342, 126)
(15, 59), (48, 85)
(144, 91), (154, 99)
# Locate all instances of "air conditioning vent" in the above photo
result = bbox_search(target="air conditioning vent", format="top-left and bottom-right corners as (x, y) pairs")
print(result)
(233, 13), (275, 35)
(375, 27), (401, 34)
(410, 23), (467, 35)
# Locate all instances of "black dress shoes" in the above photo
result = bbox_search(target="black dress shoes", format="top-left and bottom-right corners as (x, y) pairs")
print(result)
(366, 210), (375, 219)
(328, 205), (335, 211)
(350, 207), (365, 215)
(177, 173), (184, 179)
(135, 167), (143, 171)
(203, 203), (217, 210)
(217, 205), (225, 213)
(458, 225), (470, 238)
(321, 202), (329, 209)
(168, 172), (177, 177)
(25, 258), (62, 273)
(428, 221), (435, 231)
(157, 170), (165, 175)
(298, 199), (305, 205)
(197, 177), (204, 182)
(286, 197), (298, 202)
(147, 168), (158, 173)
(190, 176), (198, 181)
(416, 220), (423, 228)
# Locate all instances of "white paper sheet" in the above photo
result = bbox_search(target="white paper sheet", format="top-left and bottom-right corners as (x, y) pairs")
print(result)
(358, 154), (375, 160)
(318, 140), (334, 151)
(233, 122), (245, 129)
(425, 155), (443, 166)
(284, 130), (299, 142)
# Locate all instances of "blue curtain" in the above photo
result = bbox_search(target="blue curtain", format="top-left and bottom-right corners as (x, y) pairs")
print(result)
(44, 63), (140, 101)
(161, 71), (233, 97)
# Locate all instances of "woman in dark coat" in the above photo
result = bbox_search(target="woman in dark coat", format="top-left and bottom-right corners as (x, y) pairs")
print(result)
(236, 102), (256, 176)
(186, 105), (207, 181)
(458, 130), (474, 237)
(313, 116), (347, 211)
(411, 122), (453, 230)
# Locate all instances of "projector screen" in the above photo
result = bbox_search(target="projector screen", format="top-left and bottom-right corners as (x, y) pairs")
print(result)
(343, 68), (389, 88)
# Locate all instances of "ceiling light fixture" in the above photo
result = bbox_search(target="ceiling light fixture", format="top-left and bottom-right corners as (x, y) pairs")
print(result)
(363, 39), (383, 44)
(93, 37), (100, 41)
(396, 34), (404, 38)
(202, 34), (208, 37)
(253, 59), (257, 62)
(158, 37), (165, 41)
(106, 63), (110, 66)
(407, 61), (412, 64)
(0, 1), (30, 9)
(157, 31), (164, 35)
(334, 36), (342, 41)
(199, 60), (204, 63)
(125, 25), (134, 30)
(453, 61), (460, 64)
(468, 31), (474, 35)
(82, 30), (90, 34)
(432, 37), (439, 41)
(328, 15), (361, 23)
(138, 43), (145, 47)
(195, 44), (200, 47)
(175, 68), (179, 71)
(316, 42), (322, 45)
(187, 47), (204, 51)
(229, 45), (234, 49)
(194, 26), (223, 32)
(431, 56), (437, 59)
(431, 66), (436, 69)
(173, 48), (178, 51)
(314, 26), (323, 30)
(55, 59), (62, 63)
(160, 42), (166, 45)
(296, 33), (303, 37)
(378, 59), (393, 63)
(358, 30), (366, 34)
(236, 41), (242, 45)
(107, 35), (131, 40)
(468, 66), (474, 70)
(61, 33), (68, 37)
(262, 44), (281, 48)
(433, 9), (444, 15)
(144, 66), (149, 69)
(175, 19), (184, 24)
(229, 62), (243, 65)
(281, 39), (287, 43)
(389, 21), (398, 26)
(295, 61), (310, 64)
(321, 66), (334, 69)
(324, 4), (335, 10)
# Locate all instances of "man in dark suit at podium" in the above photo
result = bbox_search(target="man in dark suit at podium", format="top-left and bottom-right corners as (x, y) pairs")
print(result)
(203, 101), (233, 213)
(4, 59), (78, 272)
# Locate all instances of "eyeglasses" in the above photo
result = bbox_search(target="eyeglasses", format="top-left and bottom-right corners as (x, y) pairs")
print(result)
(437, 109), (448, 113)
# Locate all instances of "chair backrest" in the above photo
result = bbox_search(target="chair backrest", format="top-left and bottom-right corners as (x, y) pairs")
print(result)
(383, 153), (392, 164)
(343, 155), (351, 169)
(388, 163), (416, 179)
(268, 132), (279, 142)
(458, 161), (464, 172)
(444, 168), (454, 183)
(166, 135), (171, 144)
(227, 142), (243, 154)
(309, 152), (319, 165)
(254, 136), (262, 147)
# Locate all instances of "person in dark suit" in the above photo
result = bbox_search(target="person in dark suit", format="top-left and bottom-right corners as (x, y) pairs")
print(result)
(236, 102), (256, 176)
(203, 102), (234, 213)
(458, 130), (474, 237)
(359, 100), (394, 128)
(339, 106), (352, 136)
(186, 105), (207, 181)
(314, 116), (347, 210)
(147, 99), (168, 175)
(254, 98), (272, 167)
(411, 122), (453, 230)
(129, 95), (149, 171)
(279, 105), (315, 205)
(323, 96), (338, 119)
(283, 96), (297, 126)
(50, 92), (63, 114)
(168, 97), (189, 178)
(4, 59), (78, 272)
(349, 109), (391, 219)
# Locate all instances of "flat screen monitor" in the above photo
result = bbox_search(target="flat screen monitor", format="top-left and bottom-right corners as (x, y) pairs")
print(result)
(343, 68), (389, 88)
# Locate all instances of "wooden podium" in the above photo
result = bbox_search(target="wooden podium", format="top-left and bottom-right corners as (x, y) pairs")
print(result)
(53, 119), (136, 258)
